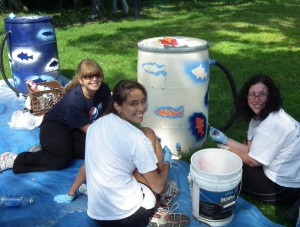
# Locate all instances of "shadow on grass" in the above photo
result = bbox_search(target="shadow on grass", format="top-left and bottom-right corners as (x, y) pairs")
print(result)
(59, 0), (299, 126)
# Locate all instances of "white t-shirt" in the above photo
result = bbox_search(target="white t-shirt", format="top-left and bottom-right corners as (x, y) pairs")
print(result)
(85, 113), (158, 221)
(247, 109), (300, 188)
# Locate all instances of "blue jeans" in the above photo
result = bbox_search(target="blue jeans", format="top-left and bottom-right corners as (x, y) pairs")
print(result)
(91, 0), (100, 16)
(112, 0), (128, 14)
(132, 0), (140, 19)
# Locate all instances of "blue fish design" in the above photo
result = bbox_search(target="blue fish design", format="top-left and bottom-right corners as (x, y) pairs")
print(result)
(42, 31), (54, 36)
(49, 60), (59, 68)
(142, 63), (167, 77)
(17, 52), (33, 61)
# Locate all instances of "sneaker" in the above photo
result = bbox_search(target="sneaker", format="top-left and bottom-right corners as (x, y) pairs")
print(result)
(0, 152), (17, 172)
(159, 180), (179, 208)
(28, 144), (42, 152)
(149, 203), (190, 227)
(78, 183), (88, 195)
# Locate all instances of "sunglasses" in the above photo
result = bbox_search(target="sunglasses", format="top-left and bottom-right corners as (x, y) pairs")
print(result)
(82, 74), (101, 80)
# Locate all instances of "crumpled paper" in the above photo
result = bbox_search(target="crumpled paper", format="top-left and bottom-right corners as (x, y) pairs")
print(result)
(7, 110), (43, 130)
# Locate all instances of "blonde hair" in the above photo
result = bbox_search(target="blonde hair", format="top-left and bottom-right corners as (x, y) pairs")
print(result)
(64, 59), (104, 93)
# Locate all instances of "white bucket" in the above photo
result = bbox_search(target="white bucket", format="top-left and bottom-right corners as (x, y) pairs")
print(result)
(137, 36), (210, 154)
(190, 148), (243, 226)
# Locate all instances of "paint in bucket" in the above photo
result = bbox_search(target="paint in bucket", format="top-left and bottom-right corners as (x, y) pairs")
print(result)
(190, 148), (242, 226)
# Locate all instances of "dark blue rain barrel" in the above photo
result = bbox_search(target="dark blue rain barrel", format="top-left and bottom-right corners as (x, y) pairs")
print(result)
(4, 15), (60, 94)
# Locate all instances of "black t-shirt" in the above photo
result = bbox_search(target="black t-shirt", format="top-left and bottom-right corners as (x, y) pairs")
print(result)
(43, 83), (111, 128)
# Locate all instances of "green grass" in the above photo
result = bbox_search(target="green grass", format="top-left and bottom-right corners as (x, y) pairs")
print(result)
(1, 0), (299, 226)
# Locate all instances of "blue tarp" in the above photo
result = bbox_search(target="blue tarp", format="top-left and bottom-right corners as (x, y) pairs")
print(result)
(0, 80), (284, 227)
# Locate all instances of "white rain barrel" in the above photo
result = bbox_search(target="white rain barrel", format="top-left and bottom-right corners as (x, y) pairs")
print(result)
(137, 36), (210, 154)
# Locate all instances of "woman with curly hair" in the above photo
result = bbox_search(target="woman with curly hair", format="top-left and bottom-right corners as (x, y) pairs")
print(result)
(210, 74), (300, 207)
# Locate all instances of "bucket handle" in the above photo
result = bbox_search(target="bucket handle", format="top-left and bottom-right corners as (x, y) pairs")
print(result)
(0, 31), (20, 95)
(209, 59), (238, 131)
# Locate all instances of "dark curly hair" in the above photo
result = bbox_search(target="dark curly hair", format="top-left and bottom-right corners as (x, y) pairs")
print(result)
(234, 75), (282, 122)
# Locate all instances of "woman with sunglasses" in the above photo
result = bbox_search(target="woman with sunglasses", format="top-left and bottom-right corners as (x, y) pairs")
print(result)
(0, 59), (111, 174)
(209, 75), (300, 210)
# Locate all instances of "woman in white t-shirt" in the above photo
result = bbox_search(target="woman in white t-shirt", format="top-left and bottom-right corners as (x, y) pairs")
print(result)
(85, 80), (190, 227)
(209, 75), (300, 207)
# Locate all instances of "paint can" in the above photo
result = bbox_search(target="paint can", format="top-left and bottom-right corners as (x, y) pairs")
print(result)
(3, 15), (60, 94)
(137, 36), (210, 154)
(190, 148), (242, 226)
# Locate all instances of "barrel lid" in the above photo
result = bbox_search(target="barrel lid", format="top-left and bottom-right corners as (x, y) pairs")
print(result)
(137, 36), (209, 53)
(4, 15), (52, 24)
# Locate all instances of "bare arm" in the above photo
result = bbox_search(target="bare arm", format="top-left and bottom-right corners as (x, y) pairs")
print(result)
(135, 127), (168, 194)
(68, 163), (86, 195)
(79, 123), (90, 134)
(142, 163), (170, 194)
(226, 139), (262, 167)
(67, 124), (89, 195)
(67, 123), (89, 195)
(226, 138), (249, 153)
(140, 127), (164, 170)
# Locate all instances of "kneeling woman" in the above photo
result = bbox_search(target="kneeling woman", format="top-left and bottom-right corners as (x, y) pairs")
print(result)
(85, 80), (179, 226)
(0, 59), (111, 173)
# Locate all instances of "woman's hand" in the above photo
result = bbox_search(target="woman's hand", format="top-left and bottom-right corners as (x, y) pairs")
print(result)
(209, 127), (228, 144)
(54, 192), (76, 203)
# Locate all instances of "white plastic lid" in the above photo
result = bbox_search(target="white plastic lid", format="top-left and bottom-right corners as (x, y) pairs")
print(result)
(137, 36), (209, 53)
